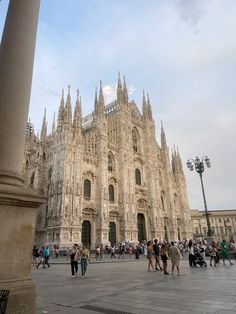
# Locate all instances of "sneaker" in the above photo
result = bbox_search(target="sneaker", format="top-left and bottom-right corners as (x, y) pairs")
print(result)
(164, 272), (169, 275)
(71, 275), (75, 278)
(82, 275), (85, 278)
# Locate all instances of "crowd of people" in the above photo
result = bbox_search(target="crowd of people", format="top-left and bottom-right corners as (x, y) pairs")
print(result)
(32, 237), (236, 278)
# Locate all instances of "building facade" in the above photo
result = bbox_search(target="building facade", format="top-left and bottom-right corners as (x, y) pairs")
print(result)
(23, 76), (192, 248)
(191, 209), (236, 241)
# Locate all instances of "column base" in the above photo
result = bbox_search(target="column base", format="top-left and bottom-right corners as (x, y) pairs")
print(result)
(0, 278), (36, 314)
(0, 183), (45, 314)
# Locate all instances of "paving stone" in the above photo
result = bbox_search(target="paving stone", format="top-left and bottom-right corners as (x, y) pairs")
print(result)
(33, 259), (236, 314)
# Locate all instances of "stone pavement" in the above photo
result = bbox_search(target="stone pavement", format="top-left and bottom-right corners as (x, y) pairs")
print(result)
(32, 258), (236, 314)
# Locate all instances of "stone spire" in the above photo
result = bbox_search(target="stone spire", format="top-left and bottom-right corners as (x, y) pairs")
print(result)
(147, 93), (153, 120)
(97, 80), (105, 116)
(171, 147), (176, 173)
(52, 111), (56, 134)
(142, 90), (148, 119)
(123, 76), (128, 105)
(64, 85), (72, 124)
(94, 86), (98, 114)
(40, 108), (47, 141)
(73, 89), (82, 129)
(57, 89), (64, 127)
(161, 120), (167, 149)
(117, 71), (123, 106)
(176, 146), (183, 173)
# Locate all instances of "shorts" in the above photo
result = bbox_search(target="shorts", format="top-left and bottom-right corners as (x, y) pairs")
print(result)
(161, 255), (168, 263)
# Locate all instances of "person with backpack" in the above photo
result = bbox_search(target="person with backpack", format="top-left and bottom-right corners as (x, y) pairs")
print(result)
(153, 239), (163, 271)
(32, 245), (39, 267)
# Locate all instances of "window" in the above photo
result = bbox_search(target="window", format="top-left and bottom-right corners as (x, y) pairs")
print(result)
(195, 228), (199, 235)
(135, 168), (141, 185)
(220, 226), (224, 234)
(203, 227), (207, 235)
(161, 195), (165, 211)
(109, 185), (115, 202)
(219, 218), (222, 223)
(84, 179), (91, 199)
(108, 152), (115, 172)
(132, 127), (140, 153)
(30, 172), (35, 187)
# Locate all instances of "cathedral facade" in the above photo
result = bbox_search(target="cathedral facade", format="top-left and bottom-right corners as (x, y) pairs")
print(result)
(23, 76), (193, 248)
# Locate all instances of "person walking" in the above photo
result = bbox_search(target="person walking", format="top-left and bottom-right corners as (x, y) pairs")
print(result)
(160, 243), (169, 274)
(188, 242), (196, 268)
(80, 245), (90, 277)
(32, 245), (39, 267)
(70, 244), (80, 278)
(169, 241), (181, 275)
(146, 241), (155, 272)
(153, 239), (163, 271)
(209, 243), (217, 267)
(220, 239), (233, 266)
(110, 245), (116, 258)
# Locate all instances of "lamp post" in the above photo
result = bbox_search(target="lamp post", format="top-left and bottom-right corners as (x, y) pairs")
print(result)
(186, 156), (212, 237)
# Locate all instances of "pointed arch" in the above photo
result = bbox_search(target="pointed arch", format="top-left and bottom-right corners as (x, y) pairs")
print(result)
(84, 179), (91, 199)
(109, 184), (115, 202)
(135, 168), (141, 185)
(161, 191), (165, 211)
(108, 151), (115, 172)
(132, 127), (140, 153)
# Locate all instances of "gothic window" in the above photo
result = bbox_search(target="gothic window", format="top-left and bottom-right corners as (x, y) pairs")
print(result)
(84, 179), (91, 199)
(161, 194), (165, 211)
(135, 168), (141, 185)
(109, 185), (115, 202)
(30, 172), (35, 187)
(132, 127), (140, 153)
(43, 151), (46, 160)
(48, 167), (52, 180)
(108, 152), (115, 172)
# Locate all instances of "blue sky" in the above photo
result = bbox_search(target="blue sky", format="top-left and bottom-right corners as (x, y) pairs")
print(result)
(1, 0), (236, 210)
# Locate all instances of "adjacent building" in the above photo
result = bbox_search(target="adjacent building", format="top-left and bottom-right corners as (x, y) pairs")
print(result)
(23, 75), (193, 248)
(191, 209), (236, 241)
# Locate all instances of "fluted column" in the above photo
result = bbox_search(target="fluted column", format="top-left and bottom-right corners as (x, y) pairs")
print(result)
(0, 0), (40, 186)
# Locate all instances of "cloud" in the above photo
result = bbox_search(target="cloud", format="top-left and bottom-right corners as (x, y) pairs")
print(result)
(174, 0), (208, 26)
(103, 83), (136, 104)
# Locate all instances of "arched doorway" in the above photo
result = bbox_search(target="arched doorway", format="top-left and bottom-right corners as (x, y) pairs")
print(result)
(109, 222), (116, 245)
(137, 213), (146, 242)
(81, 220), (91, 247)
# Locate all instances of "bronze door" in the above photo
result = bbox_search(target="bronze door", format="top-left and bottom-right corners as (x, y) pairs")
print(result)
(137, 213), (146, 242)
(81, 220), (91, 247)
(109, 222), (116, 245)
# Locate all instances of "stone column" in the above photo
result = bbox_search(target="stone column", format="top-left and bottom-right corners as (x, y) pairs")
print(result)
(0, 0), (40, 186)
(0, 1), (45, 313)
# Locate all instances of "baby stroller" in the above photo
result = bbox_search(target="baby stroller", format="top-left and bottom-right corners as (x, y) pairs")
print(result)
(194, 252), (207, 267)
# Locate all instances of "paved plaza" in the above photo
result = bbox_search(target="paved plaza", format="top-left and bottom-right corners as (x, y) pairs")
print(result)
(33, 257), (236, 314)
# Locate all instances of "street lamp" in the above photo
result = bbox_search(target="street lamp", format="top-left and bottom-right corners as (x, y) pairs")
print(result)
(186, 156), (212, 237)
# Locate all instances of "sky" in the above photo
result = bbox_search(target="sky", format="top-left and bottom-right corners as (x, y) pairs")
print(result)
(0, 0), (236, 211)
